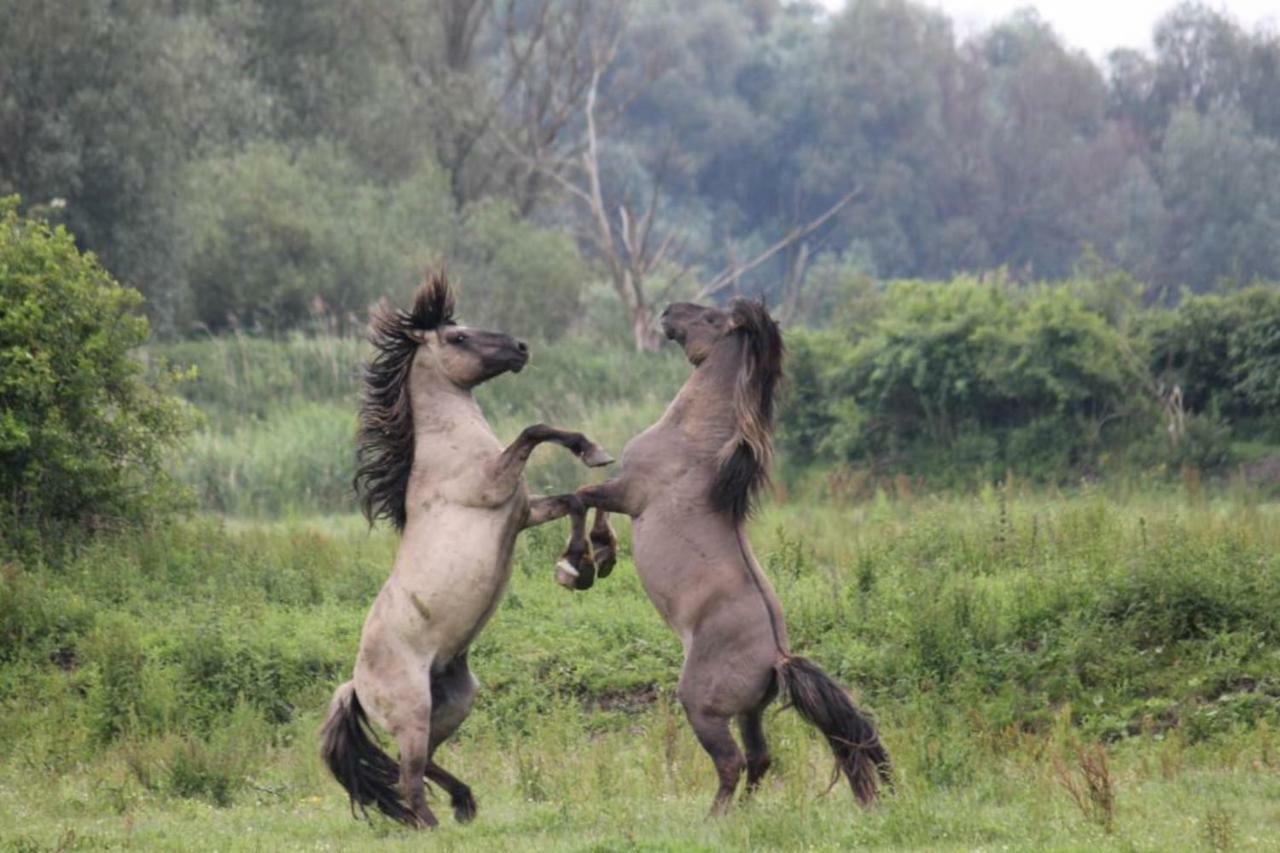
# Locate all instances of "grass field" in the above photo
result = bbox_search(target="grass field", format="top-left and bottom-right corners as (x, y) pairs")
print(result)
(3, 335), (1279, 849)
(3, 491), (1279, 850)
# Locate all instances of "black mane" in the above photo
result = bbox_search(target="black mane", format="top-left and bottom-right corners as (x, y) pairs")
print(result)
(709, 298), (785, 523)
(353, 273), (456, 530)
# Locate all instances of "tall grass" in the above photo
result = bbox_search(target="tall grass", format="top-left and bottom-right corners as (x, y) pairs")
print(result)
(152, 335), (688, 514)
(3, 494), (1277, 773)
(2, 493), (1279, 848)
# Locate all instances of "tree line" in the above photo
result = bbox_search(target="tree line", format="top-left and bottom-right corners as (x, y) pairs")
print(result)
(2, 0), (1278, 344)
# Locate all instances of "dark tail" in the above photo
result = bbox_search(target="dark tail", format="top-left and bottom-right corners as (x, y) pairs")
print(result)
(778, 656), (890, 804)
(319, 681), (417, 826)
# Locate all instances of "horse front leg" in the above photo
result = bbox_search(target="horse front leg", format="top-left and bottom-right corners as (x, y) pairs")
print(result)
(485, 424), (613, 504)
(508, 423), (614, 470)
(576, 478), (633, 514)
(589, 509), (618, 578)
(525, 494), (596, 590)
(576, 478), (634, 580)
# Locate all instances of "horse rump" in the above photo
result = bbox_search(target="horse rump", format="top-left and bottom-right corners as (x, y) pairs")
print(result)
(320, 681), (417, 825)
(778, 656), (890, 804)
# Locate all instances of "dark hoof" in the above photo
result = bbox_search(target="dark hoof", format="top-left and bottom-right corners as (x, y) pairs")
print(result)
(555, 557), (595, 590)
(452, 789), (477, 823)
(582, 445), (615, 467)
(592, 544), (616, 578)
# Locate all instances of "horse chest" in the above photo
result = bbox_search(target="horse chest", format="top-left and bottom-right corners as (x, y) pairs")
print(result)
(382, 502), (523, 655)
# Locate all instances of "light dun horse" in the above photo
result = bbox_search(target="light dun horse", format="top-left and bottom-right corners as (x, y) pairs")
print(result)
(576, 299), (890, 814)
(321, 274), (610, 828)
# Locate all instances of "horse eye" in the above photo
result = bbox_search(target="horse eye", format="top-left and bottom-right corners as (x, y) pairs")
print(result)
(453, 333), (468, 344)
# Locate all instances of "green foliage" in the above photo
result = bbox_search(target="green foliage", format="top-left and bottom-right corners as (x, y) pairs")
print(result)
(449, 200), (589, 341)
(0, 492), (1276, 837)
(781, 278), (1155, 483)
(182, 143), (588, 338)
(0, 198), (192, 539)
(5, 0), (1280, 336)
(1156, 106), (1280, 292)
(1145, 286), (1280, 420)
(0, 2), (271, 331)
(181, 143), (444, 331)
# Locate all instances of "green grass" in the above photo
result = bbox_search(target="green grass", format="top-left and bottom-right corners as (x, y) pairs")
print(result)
(2, 492), (1279, 849)
(4, 334), (1277, 848)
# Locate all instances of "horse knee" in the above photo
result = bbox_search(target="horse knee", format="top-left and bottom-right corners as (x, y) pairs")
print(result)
(685, 708), (744, 779)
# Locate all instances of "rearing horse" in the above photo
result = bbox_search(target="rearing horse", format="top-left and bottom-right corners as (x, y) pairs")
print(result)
(321, 273), (610, 828)
(575, 299), (890, 814)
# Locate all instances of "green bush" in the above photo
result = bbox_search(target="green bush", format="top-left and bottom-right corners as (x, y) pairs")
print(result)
(780, 279), (1155, 483)
(0, 196), (193, 540)
(1145, 286), (1280, 421)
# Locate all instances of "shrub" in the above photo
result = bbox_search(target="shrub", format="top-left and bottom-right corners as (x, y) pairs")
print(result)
(1144, 286), (1280, 420)
(0, 196), (193, 540)
(780, 278), (1156, 483)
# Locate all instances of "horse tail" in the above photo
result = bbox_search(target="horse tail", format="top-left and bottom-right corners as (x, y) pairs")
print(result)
(319, 681), (417, 825)
(777, 656), (890, 805)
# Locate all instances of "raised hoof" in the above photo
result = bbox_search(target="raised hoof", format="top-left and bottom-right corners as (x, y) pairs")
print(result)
(557, 554), (596, 590)
(452, 790), (477, 823)
(555, 558), (580, 589)
(592, 545), (617, 578)
(581, 445), (615, 468)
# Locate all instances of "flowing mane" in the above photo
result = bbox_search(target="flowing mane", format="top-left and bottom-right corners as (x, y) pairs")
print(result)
(709, 298), (785, 523)
(354, 273), (456, 530)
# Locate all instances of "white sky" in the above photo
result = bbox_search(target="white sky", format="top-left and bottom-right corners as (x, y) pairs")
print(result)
(814, 0), (1279, 60)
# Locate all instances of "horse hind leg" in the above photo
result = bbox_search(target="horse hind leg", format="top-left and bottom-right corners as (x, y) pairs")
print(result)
(738, 706), (772, 796)
(427, 657), (480, 823)
(426, 763), (476, 824)
(356, 658), (439, 828)
(684, 704), (745, 816)
(395, 727), (437, 829)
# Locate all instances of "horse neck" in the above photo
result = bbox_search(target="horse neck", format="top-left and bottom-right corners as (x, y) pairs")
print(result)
(408, 368), (493, 459)
(662, 339), (742, 446)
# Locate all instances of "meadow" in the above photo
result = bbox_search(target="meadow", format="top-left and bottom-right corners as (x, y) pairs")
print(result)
(2, 336), (1279, 851)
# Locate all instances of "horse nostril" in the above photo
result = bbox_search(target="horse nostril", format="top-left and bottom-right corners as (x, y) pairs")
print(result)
(516, 340), (529, 355)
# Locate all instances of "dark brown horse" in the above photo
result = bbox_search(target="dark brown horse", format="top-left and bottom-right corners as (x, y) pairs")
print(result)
(320, 274), (610, 828)
(576, 299), (890, 814)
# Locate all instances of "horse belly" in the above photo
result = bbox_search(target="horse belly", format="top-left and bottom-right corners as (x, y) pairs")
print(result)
(630, 511), (711, 646)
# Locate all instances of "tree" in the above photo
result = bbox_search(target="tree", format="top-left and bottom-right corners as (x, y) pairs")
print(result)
(0, 1), (270, 333)
(181, 143), (588, 338)
(1156, 106), (1280, 291)
(0, 197), (192, 535)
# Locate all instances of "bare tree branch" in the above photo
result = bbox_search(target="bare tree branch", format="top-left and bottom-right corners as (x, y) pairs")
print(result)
(697, 187), (863, 300)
